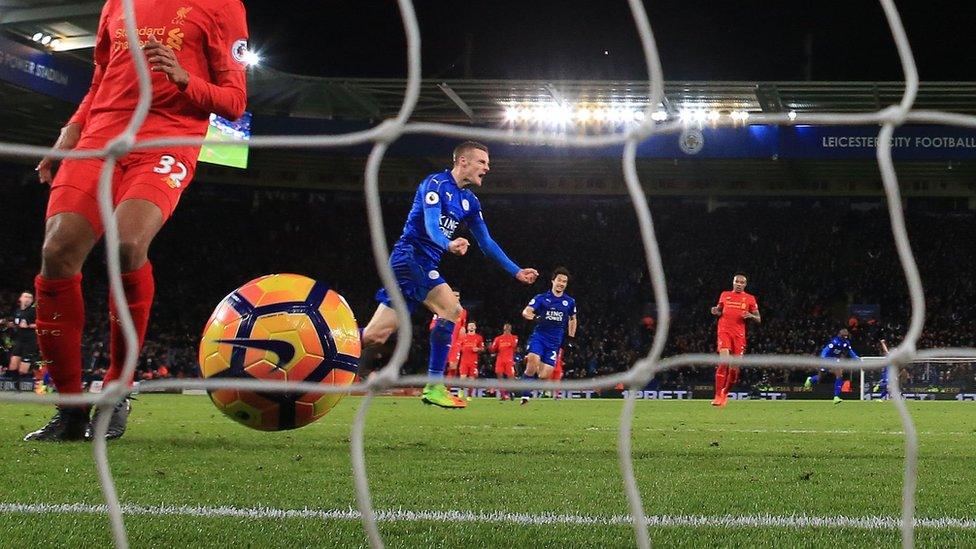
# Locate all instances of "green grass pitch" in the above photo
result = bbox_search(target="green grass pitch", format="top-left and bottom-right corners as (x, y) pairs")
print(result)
(1, 395), (974, 547)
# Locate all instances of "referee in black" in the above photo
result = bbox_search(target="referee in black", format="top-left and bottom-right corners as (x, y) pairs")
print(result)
(6, 291), (38, 389)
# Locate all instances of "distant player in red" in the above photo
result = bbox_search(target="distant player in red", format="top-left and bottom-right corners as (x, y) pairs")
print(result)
(549, 348), (565, 399)
(430, 293), (466, 379)
(551, 349), (564, 381)
(710, 273), (761, 407)
(458, 321), (484, 400)
(28, 0), (249, 441)
(489, 322), (518, 400)
(447, 307), (467, 378)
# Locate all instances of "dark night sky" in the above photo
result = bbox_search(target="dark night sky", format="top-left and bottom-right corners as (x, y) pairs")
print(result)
(244, 1), (976, 81)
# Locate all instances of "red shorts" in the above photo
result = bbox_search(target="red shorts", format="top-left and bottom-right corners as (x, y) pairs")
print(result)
(717, 330), (746, 355)
(448, 343), (462, 364)
(459, 362), (478, 378)
(494, 361), (515, 378)
(48, 147), (198, 235)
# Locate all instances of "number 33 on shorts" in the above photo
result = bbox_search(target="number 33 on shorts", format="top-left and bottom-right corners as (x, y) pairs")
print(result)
(153, 154), (188, 189)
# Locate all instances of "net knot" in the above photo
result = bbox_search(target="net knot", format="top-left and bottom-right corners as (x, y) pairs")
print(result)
(374, 119), (404, 145)
(366, 365), (398, 390)
(880, 104), (910, 126)
(888, 342), (917, 367)
(104, 135), (135, 158)
(628, 358), (657, 385)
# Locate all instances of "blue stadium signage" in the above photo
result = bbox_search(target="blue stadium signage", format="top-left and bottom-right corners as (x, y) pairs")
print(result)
(0, 35), (91, 102)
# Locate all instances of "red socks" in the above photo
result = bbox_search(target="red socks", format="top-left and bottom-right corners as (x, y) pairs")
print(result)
(34, 274), (85, 395)
(35, 262), (154, 394)
(714, 365), (728, 400)
(726, 367), (740, 392)
(104, 261), (155, 385)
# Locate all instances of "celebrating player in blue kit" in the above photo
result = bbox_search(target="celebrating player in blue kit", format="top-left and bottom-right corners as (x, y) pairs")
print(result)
(805, 328), (861, 403)
(359, 142), (539, 408)
(520, 267), (577, 405)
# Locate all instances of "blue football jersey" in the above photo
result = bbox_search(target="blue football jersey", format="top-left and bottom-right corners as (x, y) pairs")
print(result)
(821, 336), (860, 360)
(527, 291), (576, 345)
(396, 169), (482, 264)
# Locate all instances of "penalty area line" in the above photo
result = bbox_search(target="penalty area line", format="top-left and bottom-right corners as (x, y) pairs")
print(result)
(1, 503), (975, 530)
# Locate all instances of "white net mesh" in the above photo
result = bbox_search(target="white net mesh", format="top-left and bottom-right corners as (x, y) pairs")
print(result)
(3, 0), (975, 547)
(859, 358), (976, 400)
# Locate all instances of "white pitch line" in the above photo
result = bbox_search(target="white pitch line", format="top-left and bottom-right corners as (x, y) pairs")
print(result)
(1, 503), (974, 530)
(438, 424), (968, 436)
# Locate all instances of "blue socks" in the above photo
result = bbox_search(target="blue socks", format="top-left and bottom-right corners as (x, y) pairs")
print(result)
(428, 318), (455, 379)
(834, 377), (843, 397)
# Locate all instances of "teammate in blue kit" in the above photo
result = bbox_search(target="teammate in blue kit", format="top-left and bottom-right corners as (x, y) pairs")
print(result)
(805, 328), (861, 404)
(873, 338), (891, 400)
(359, 141), (539, 408)
(520, 267), (577, 405)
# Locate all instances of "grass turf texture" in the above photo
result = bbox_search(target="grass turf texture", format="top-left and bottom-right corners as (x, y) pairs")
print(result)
(1, 395), (974, 547)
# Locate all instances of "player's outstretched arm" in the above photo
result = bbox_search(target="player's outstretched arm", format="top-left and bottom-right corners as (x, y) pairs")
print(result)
(521, 306), (536, 321)
(515, 268), (539, 284)
(568, 314), (578, 338)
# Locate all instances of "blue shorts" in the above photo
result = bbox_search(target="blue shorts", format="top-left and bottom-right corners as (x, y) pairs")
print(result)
(527, 335), (560, 367)
(374, 244), (446, 314)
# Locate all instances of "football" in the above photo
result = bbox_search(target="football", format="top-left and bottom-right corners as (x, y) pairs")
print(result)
(198, 274), (360, 431)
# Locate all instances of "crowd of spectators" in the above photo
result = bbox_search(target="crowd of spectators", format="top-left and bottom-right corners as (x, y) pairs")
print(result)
(2, 163), (974, 390)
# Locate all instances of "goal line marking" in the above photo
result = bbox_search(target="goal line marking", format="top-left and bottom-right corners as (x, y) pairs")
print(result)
(2, 502), (974, 530)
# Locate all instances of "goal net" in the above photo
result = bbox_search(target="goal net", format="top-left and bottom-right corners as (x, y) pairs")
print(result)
(859, 357), (976, 401)
(2, 0), (974, 548)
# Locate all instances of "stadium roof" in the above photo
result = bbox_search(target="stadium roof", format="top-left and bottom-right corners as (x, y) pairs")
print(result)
(0, 1), (100, 53)
(4, 70), (976, 194)
(6, 68), (976, 138)
(3, 1), (976, 194)
(247, 76), (976, 124)
(2, 1), (976, 123)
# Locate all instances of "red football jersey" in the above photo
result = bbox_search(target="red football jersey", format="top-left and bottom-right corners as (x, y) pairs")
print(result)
(70, 0), (248, 149)
(459, 333), (484, 366)
(490, 333), (518, 366)
(716, 290), (759, 336)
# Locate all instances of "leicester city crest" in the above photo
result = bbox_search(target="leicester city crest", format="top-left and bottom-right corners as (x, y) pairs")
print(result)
(679, 128), (704, 155)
